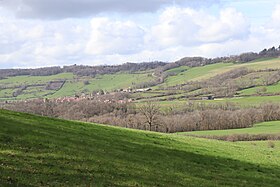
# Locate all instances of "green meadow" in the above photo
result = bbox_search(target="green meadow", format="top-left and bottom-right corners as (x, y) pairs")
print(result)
(0, 109), (280, 186)
(240, 82), (280, 96)
(0, 72), (154, 100)
(180, 121), (280, 136)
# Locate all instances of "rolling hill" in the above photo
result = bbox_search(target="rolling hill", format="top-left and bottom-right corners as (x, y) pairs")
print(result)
(0, 72), (154, 101)
(2, 56), (280, 114)
(0, 109), (280, 186)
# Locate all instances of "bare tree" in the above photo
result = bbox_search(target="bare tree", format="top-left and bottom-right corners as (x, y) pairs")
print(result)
(139, 102), (160, 131)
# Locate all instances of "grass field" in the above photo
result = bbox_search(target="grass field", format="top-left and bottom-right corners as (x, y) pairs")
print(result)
(201, 95), (280, 106)
(0, 72), (154, 100)
(240, 82), (280, 95)
(180, 121), (280, 136)
(156, 63), (234, 88)
(165, 66), (189, 74)
(0, 109), (280, 186)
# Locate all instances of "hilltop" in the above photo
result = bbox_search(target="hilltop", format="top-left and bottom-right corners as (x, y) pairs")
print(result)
(0, 109), (280, 186)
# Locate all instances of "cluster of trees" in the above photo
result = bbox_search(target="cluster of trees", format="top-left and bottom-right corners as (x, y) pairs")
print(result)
(205, 69), (280, 97)
(0, 66), (63, 78)
(0, 62), (167, 78)
(151, 45), (280, 89)
(1, 45), (279, 80)
(2, 99), (129, 119)
(161, 67), (280, 99)
(174, 45), (280, 68)
(12, 85), (27, 97)
(3, 99), (280, 133)
(45, 81), (65, 91)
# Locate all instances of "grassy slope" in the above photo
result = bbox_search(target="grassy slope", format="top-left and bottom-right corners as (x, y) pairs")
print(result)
(0, 72), (154, 100)
(1, 58), (280, 101)
(156, 58), (280, 89)
(165, 66), (189, 74)
(0, 110), (280, 186)
(240, 82), (280, 95)
(180, 121), (280, 136)
(156, 63), (233, 88)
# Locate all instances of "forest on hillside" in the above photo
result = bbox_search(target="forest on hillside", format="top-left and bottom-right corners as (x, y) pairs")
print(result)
(1, 46), (279, 78)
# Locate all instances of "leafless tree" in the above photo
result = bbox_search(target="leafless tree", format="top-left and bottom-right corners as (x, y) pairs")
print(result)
(139, 102), (160, 131)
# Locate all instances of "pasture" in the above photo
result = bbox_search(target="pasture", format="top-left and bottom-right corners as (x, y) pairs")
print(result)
(0, 109), (280, 186)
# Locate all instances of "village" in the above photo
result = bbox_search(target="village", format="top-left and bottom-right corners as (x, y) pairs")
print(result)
(42, 87), (152, 104)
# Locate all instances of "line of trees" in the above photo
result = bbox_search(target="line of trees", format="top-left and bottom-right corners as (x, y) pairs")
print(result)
(1, 45), (279, 79)
(2, 99), (280, 133)
(0, 61), (167, 78)
(190, 134), (280, 142)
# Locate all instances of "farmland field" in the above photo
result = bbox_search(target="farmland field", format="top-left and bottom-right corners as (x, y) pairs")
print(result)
(0, 72), (154, 100)
(240, 82), (280, 96)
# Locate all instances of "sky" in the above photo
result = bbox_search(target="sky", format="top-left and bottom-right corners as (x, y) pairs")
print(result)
(0, 0), (280, 68)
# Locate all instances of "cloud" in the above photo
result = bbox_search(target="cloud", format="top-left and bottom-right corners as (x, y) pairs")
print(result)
(147, 7), (249, 48)
(85, 18), (145, 55)
(271, 4), (280, 28)
(147, 7), (201, 48)
(0, 2), (279, 69)
(0, 16), (89, 68)
(0, 0), (220, 19)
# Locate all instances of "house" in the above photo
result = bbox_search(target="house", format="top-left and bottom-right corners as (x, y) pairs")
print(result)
(135, 88), (152, 92)
(202, 95), (215, 100)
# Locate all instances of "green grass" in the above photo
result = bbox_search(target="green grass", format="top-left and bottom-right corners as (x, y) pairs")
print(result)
(240, 82), (280, 96)
(156, 63), (234, 88)
(84, 73), (153, 92)
(51, 73), (153, 98)
(201, 95), (280, 106)
(1, 109), (280, 186)
(180, 121), (280, 136)
(155, 58), (280, 89)
(165, 66), (189, 74)
(0, 72), (154, 100)
(0, 73), (74, 86)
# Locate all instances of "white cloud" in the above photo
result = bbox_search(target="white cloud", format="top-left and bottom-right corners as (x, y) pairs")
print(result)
(198, 8), (249, 42)
(270, 4), (280, 28)
(0, 16), (89, 68)
(148, 7), (200, 47)
(85, 17), (145, 55)
(0, 3), (280, 69)
(147, 7), (249, 48)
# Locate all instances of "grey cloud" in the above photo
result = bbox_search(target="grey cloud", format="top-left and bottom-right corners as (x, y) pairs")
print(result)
(0, 0), (220, 19)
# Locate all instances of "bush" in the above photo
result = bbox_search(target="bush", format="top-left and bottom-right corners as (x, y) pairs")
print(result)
(268, 141), (275, 148)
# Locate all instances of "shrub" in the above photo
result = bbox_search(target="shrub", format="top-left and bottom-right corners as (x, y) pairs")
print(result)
(268, 141), (275, 148)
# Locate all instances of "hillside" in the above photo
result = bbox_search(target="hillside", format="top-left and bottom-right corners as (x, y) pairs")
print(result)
(0, 45), (279, 102)
(0, 109), (280, 186)
(134, 57), (280, 108)
(0, 72), (155, 101)
(1, 56), (280, 104)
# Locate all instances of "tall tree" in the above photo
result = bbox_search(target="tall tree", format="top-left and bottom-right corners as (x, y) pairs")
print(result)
(139, 102), (160, 131)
